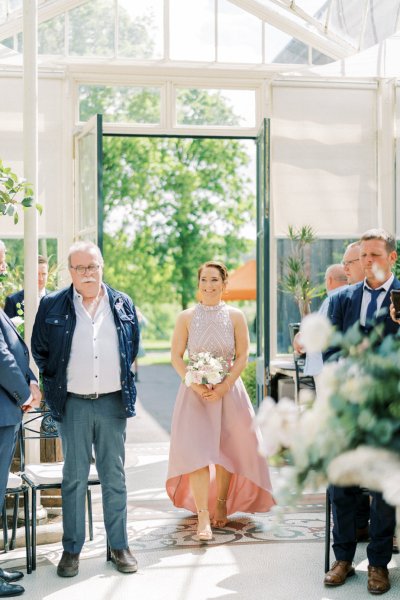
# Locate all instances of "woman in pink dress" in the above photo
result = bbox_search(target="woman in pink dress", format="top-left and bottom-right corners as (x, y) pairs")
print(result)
(166, 261), (275, 541)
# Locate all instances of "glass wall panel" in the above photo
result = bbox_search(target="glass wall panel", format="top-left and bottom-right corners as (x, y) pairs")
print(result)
(218, 0), (262, 63)
(277, 238), (352, 353)
(170, 0), (214, 61)
(175, 88), (255, 127)
(69, 0), (114, 57)
(312, 48), (334, 65)
(39, 14), (64, 55)
(1, 36), (14, 49)
(118, 0), (163, 59)
(79, 84), (161, 124)
(265, 24), (309, 64)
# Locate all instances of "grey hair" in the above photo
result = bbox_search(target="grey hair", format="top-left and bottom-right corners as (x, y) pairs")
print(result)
(67, 241), (104, 267)
(325, 263), (347, 283)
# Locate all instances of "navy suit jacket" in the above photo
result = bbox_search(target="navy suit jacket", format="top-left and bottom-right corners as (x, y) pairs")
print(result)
(324, 276), (400, 361)
(0, 309), (36, 427)
(4, 289), (48, 319)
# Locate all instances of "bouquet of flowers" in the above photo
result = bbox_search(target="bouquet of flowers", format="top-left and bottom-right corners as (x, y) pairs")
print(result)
(185, 351), (229, 388)
(257, 313), (400, 503)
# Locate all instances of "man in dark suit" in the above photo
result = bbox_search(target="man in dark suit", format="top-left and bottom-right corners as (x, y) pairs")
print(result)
(0, 240), (41, 597)
(324, 229), (399, 595)
(4, 255), (48, 319)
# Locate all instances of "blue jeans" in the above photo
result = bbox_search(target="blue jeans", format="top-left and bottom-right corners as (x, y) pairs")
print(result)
(58, 393), (128, 554)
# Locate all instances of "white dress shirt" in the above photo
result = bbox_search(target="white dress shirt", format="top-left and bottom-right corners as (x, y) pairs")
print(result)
(359, 273), (393, 327)
(67, 284), (121, 395)
(303, 285), (347, 377)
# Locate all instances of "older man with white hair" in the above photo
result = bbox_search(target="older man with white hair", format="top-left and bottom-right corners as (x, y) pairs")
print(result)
(32, 241), (140, 578)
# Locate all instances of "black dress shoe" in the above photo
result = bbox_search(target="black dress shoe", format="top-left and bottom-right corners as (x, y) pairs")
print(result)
(110, 548), (138, 573)
(0, 578), (24, 597)
(57, 551), (80, 577)
(0, 571), (23, 584)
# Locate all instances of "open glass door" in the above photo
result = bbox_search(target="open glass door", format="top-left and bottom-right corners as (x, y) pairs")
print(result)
(73, 114), (103, 248)
(256, 118), (270, 406)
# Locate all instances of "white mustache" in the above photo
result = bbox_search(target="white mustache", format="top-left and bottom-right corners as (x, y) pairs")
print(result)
(81, 277), (96, 283)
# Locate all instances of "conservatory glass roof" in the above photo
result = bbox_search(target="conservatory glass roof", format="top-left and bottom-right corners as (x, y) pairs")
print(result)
(0, 0), (399, 67)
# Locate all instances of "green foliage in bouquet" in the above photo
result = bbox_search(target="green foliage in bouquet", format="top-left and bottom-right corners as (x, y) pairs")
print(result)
(291, 323), (400, 491)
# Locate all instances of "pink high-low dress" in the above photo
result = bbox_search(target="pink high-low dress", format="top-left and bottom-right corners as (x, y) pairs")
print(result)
(166, 302), (275, 516)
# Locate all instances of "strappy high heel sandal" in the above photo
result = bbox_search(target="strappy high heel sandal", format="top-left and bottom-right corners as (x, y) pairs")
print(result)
(212, 497), (228, 528)
(196, 509), (213, 542)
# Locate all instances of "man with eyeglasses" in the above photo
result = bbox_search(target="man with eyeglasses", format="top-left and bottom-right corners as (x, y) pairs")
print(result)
(31, 241), (140, 578)
(342, 241), (365, 285)
(323, 229), (400, 595)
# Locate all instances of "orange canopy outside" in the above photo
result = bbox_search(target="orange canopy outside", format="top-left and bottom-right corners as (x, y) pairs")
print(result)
(223, 259), (256, 301)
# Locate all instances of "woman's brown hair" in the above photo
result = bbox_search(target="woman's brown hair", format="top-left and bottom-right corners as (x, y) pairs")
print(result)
(197, 261), (229, 284)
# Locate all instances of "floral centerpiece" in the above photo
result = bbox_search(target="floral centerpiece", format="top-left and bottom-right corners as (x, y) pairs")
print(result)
(185, 351), (229, 388)
(257, 313), (400, 511)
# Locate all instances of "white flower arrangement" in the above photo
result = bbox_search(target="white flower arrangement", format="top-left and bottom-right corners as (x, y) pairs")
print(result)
(257, 313), (400, 503)
(185, 351), (229, 387)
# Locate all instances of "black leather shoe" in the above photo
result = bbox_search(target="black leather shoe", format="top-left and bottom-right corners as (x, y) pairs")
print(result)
(0, 571), (23, 584)
(0, 578), (24, 597)
(110, 548), (138, 573)
(57, 551), (80, 577)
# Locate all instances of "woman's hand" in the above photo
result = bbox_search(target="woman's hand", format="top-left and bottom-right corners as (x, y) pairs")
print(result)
(190, 383), (210, 398)
(201, 381), (230, 402)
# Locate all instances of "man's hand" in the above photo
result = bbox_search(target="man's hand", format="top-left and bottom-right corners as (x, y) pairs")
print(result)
(22, 383), (42, 412)
(390, 302), (400, 325)
(293, 331), (305, 354)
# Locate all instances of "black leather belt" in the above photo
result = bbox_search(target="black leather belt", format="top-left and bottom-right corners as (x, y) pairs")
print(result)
(68, 392), (116, 400)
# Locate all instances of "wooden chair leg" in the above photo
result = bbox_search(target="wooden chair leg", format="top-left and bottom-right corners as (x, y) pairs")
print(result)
(325, 488), (331, 573)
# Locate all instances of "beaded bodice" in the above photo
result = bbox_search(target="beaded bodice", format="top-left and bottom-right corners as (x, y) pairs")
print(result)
(187, 302), (235, 362)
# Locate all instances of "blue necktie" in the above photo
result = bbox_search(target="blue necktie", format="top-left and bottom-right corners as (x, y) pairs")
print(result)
(365, 287), (385, 326)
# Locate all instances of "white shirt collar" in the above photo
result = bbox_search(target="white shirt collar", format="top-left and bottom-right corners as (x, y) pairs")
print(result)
(363, 273), (394, 292)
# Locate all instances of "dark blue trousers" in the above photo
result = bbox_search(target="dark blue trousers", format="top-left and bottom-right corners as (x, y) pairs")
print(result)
(330, 484), (395, 567)
(0, 423), (20, 514)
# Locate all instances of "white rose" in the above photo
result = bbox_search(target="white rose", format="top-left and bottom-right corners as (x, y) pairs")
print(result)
(300, 313), (333, 353)
(184, 372), (192, 387)
(207, 372), (222, 385)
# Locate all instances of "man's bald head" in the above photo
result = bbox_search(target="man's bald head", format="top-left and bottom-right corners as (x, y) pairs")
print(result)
(325, 264), (347, 292)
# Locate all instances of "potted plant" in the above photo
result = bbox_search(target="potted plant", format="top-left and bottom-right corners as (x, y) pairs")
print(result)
(281, 225), (319, 322)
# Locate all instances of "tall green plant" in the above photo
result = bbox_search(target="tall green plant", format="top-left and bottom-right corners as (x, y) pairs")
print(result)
(281, 225), (318, 319)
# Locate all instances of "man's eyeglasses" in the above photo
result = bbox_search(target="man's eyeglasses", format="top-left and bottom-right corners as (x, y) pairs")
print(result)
(342, 258), (360, 267)
(70, 264), (100, 275)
